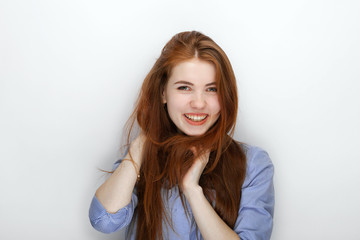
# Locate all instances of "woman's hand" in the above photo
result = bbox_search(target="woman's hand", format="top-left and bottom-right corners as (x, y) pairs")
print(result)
(128, 132), (146, 166)
(181, 149), (241, 240)
(181, 148), (210, 197)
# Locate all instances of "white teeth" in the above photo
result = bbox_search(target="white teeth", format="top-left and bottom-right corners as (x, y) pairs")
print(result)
(185, 114), (207, 122)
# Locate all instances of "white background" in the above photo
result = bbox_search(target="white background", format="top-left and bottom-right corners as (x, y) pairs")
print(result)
(1, 0), (359, 239)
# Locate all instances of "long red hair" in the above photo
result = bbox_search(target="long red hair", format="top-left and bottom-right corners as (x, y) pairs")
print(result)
(127, 31), (247, 239)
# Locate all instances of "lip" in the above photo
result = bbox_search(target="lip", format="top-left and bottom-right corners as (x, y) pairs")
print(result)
(183, 113), (208, 126)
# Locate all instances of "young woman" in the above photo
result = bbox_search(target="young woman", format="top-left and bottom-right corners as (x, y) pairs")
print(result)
(89, 31), (274, 240)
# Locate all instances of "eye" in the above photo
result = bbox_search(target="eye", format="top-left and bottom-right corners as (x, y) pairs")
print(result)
(177, 86), (191, 91)
(207, 87), (217, 92)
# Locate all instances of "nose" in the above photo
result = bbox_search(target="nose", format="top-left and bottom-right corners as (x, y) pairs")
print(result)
(190, 92), (206, 109)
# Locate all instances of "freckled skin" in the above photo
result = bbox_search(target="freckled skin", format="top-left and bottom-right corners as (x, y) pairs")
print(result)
(162, 59), (220, 136)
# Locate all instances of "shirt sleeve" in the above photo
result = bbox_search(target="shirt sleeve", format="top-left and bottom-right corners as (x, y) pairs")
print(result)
(234, 145), (275, 240)
(88, 159), (138, 234)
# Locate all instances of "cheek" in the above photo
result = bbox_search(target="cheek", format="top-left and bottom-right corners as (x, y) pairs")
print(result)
(167, 94), (187, 112)
(210, 96), (221, 113)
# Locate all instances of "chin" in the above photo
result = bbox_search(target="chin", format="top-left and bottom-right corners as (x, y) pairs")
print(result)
(182, 128), (208, 137)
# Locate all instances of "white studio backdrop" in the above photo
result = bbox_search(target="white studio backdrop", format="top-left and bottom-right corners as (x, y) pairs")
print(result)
(1, 0), (359, 239)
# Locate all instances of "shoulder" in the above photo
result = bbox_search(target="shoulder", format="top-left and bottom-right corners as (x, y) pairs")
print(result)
(233, 143), (275, 238)
(240, 143), (272, 166)
(239, 143), (274, 188)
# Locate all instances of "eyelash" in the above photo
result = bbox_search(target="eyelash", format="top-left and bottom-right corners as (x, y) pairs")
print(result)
(177, 86), (217, 92)
(207, 87), (217, 92)
(177, 86), (191, 91)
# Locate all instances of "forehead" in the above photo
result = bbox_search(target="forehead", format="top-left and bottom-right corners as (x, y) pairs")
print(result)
(168, 59), (216, 84)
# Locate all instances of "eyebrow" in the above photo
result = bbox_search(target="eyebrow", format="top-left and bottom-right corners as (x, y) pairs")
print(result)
(174, 81), (217, 86)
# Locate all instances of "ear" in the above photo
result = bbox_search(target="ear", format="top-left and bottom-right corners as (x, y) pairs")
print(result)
(161, 88), (167, 104)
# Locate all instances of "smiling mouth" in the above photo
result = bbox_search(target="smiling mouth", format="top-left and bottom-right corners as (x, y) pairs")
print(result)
(184, 114), (208, 122)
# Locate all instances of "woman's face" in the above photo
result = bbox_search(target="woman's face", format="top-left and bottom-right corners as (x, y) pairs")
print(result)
(162, 58), (221, 136)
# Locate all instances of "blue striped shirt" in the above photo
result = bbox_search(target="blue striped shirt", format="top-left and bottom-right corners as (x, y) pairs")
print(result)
(89, 144), (274, 240)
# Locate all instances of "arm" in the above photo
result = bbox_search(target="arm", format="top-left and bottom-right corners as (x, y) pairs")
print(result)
(181, 151), (240, 240)
(89, 134), (145, 233)
(95, 134), (145, 212)
(182, 146), (274, 240)
(234, 146), (274, 240)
